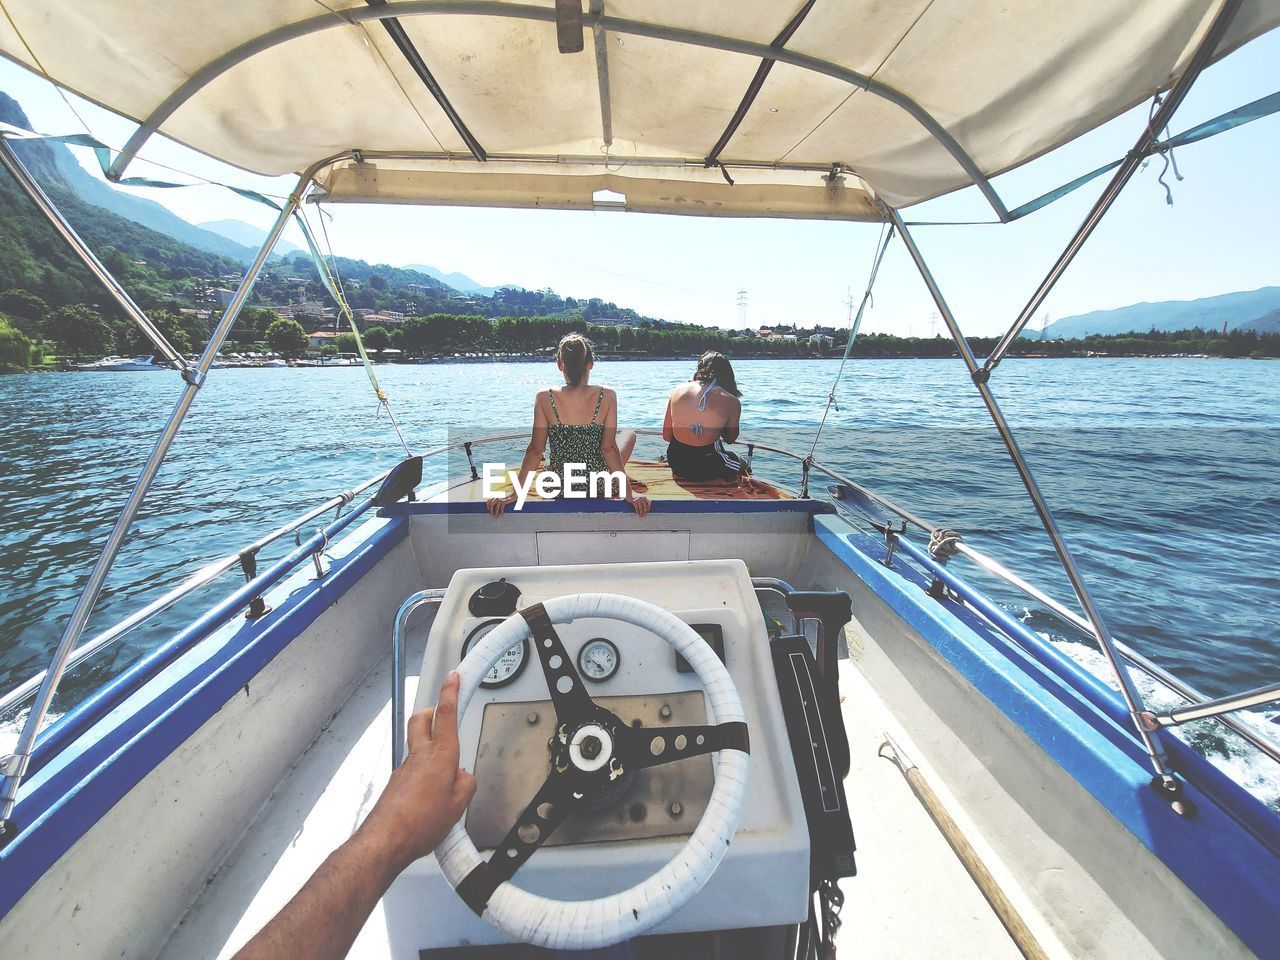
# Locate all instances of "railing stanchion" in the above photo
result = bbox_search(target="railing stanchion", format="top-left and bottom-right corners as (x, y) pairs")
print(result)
(239, 551), (271, 621)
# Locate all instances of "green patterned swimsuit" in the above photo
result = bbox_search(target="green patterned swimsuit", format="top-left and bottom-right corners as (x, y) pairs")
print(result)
(547, 387), (608, 475)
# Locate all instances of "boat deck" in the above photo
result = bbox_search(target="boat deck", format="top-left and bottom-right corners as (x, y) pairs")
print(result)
(157, 619), (1052, 959)
(438, 459), (794, 503)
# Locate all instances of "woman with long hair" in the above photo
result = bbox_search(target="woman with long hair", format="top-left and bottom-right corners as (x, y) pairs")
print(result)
(662, 351), (751, 483)
(487, 334), (650, 516)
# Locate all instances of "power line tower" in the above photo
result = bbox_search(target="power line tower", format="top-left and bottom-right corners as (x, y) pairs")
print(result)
(928, 311), (940, 338)
(1041, 311), (1049, 341)
(737, 288), (748, 328)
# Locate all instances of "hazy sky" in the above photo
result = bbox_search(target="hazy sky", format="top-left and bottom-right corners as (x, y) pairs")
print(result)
(1, 29), (1277, 336)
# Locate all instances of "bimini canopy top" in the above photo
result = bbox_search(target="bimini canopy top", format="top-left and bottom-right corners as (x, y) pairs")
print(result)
(1, 1), (1276, 220)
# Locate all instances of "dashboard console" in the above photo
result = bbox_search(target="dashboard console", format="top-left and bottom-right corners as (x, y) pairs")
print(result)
(382, 559), (810, 953)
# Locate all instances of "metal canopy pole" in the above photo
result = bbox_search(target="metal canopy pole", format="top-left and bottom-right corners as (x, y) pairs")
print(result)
(983, 0), (1243, 372)
(703, 0), (816, 167)
(588, 0), (613, 146)
(0, 175), (309, 840)
(882, 203), (1182, 798)
(0, 134), (191, 376)
(362, 0), (488, 161)
(101, 1), (1009, 221)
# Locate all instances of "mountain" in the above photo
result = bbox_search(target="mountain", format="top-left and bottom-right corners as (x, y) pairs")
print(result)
(1238, 307), (1280, 334)
(1, 98), (245, 310)
(0, 91), (269, 265)
(402, 264), (518, 296)
(0, 90), (668, 330)
(1040, 287), (1280, 338)
(199, 219), (301, 257)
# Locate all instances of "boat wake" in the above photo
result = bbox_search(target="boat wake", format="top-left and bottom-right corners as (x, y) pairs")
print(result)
(1023, 613), (1280, 812)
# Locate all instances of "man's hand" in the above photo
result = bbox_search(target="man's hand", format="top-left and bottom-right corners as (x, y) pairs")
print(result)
(233, 674), (477, 960)
(359, 673), (477, 874)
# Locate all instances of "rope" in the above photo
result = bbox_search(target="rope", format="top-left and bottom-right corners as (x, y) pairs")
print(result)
(806, 223), (896, 459)
(928, 528), (963, 560)
(1144, 92), (1184, 206)
(294, 204), (412, 458)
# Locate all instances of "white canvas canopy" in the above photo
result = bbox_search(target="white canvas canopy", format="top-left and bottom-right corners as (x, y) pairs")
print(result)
(0, 1), (1276, 220)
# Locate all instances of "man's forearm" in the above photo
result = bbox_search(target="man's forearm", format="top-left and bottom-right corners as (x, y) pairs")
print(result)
(233, 678), (475, 960)
(234, 826), (403, 960)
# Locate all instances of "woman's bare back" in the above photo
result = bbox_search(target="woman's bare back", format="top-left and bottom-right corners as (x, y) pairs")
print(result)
(665, 381), (740, 446)
(542, 384), (612, 425)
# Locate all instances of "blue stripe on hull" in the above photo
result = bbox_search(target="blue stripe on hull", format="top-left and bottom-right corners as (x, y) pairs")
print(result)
(813, 515), (1280, 958)
(0, 514), (408, 918)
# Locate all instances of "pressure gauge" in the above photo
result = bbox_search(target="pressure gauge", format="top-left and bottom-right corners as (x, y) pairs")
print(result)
(462, 619), (529, 688)
(578, 638), (620, 682)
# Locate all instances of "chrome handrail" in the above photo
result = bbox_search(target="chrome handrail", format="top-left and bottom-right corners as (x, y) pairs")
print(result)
(0, 468), (392, 716)
(392, 589), (446, 771)
(723, 442), (1280, 766)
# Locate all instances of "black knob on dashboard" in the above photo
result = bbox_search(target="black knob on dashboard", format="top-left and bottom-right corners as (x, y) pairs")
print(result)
(468, 578), (521, 617)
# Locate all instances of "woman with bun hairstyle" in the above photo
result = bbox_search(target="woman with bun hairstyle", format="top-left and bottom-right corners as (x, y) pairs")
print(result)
(662, 351), (751, 484)
(487, 333), (650, 517)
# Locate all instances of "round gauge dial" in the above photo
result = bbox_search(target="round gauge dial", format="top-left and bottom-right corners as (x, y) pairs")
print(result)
(462, 619), (529, 688)
(578, 638), (620, 682)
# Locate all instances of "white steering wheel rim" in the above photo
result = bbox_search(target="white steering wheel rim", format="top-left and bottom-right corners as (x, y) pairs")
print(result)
(434, 592), (750, 950)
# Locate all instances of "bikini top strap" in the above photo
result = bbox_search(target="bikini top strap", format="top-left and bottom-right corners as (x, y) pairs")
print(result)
(591, 387), (605, 423)
(547, 389), (561, 424)
(697, 377), (718, 412)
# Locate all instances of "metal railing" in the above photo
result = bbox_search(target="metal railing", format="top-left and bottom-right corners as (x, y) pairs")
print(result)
(0, 468), (392, 718)
(6, 430), (1275, 775)
(799, 461), (1280, 766)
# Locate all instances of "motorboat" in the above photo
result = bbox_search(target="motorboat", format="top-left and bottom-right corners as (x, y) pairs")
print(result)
(1, 3), (1278, 958)
(71, 354), (166, 372)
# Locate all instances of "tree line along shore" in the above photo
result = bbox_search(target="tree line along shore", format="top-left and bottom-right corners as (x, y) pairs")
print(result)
(2, 291), (1278, 374)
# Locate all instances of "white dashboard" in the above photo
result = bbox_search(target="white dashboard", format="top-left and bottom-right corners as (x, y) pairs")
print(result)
(382, 559), (809, 954)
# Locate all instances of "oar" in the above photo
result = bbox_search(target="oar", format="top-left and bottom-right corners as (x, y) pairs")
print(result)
(879, 733), (1051, 960)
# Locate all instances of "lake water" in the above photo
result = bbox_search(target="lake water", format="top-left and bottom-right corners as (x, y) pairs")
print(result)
(1, 357), (1277, 801)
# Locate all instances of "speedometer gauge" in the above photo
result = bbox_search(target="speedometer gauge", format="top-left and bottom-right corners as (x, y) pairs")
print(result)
(578, 638), (619, 682)
(462, 619), (529, 688)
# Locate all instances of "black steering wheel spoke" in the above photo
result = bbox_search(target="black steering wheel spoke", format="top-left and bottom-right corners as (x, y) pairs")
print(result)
(617, 721), (750, 772)
(521, 602), (597, 723)
(455, 769), (588, 916)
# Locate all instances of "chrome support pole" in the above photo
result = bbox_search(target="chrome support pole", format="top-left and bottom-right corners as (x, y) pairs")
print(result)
(589, 0), (613, 146)
(983, 0), (1243, 372)
(0, 134), (191, 375)
(885, 204), (1178, 792)
(392, 589), (447, 770)
(0, 178), (308, 839)
(1143, 681), (1280, 729)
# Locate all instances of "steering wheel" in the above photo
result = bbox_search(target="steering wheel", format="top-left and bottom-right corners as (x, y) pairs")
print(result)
(433, 592), (751, 950)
